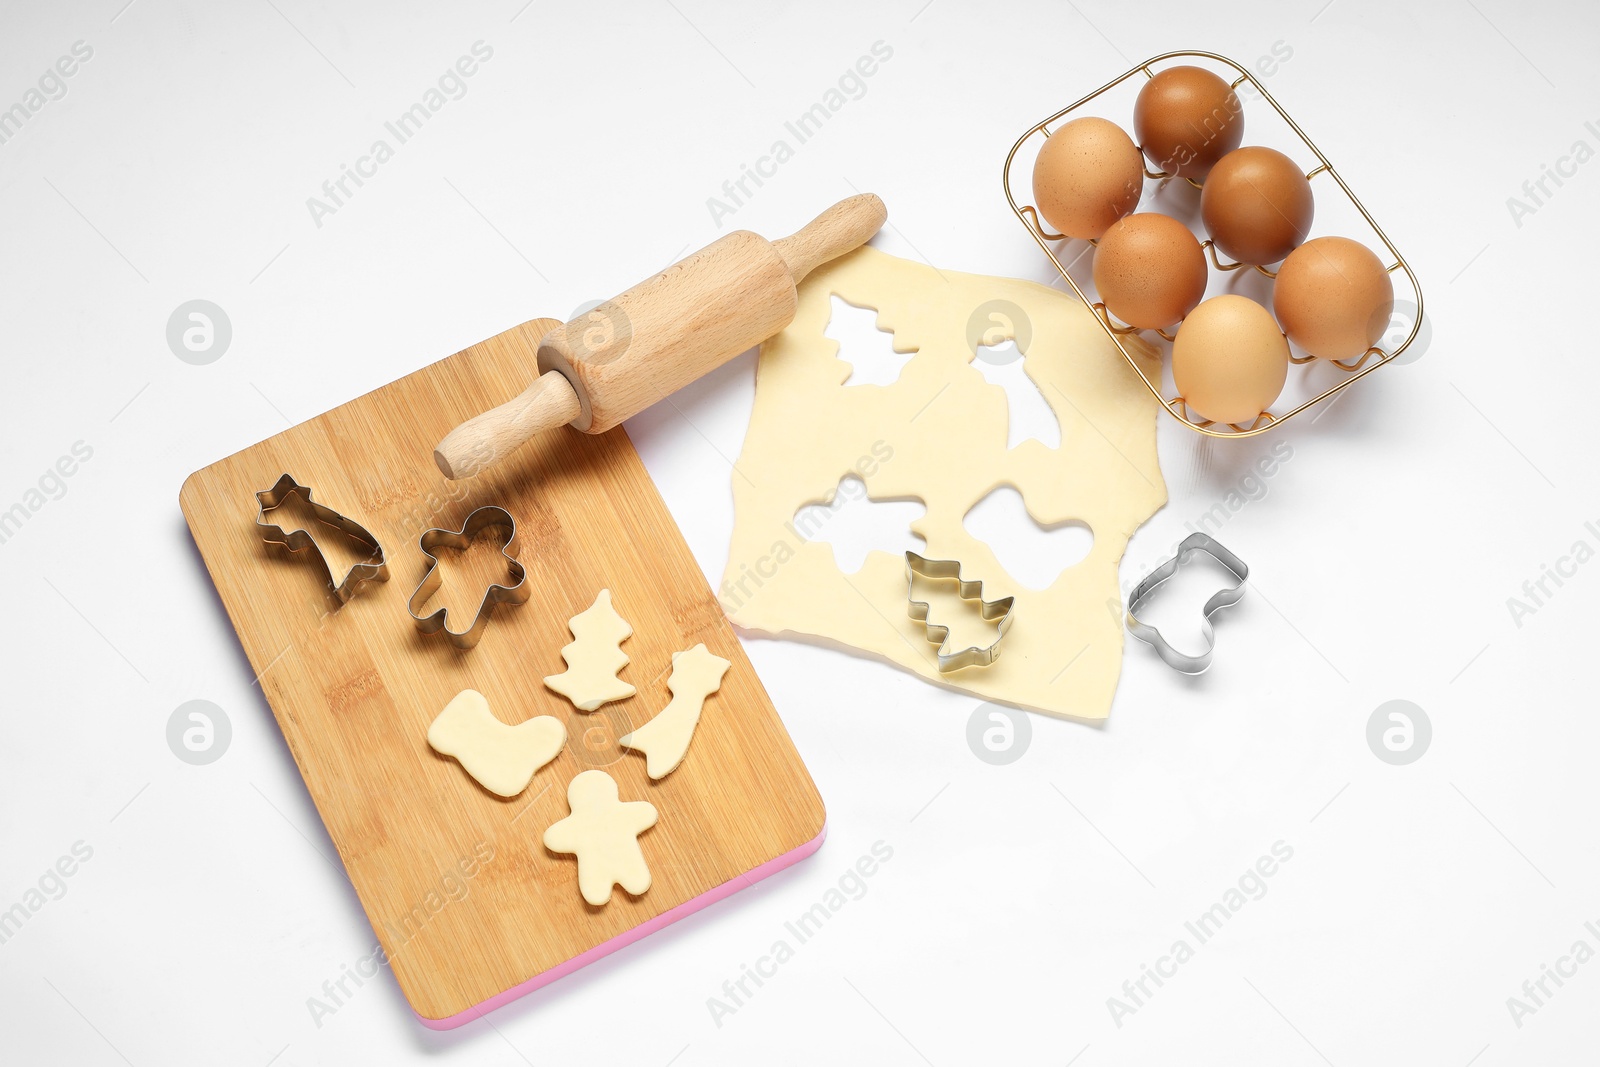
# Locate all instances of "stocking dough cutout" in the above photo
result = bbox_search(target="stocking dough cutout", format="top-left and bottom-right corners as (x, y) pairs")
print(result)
(720, 246), (1166, 722)
(544, 589), (637, 711)
(542, 770), (658, 906)
(620, 643), (732, 780)
(427, 690), (565, 798)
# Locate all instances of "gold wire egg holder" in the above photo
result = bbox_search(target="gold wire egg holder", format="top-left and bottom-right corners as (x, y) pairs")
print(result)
(1002, 49), (1424, 438)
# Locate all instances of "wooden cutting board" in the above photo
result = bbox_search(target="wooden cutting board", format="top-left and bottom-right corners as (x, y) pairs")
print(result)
(180, 316), (825, 1028)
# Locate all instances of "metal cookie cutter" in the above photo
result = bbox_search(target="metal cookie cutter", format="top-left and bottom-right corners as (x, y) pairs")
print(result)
(905, 551), (1016, 672)
(1125, 533), (1248, 675)
(408, 506), (531, 649)
(254, 474), (389, 603)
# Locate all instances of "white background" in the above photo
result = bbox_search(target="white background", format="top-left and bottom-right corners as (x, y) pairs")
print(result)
(1, 0), (1596, 1063)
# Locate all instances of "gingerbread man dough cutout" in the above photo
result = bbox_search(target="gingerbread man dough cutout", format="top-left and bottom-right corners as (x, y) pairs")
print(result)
(428, 690), (565, 798)
(544, 589), (637, 711)
(620, 643), (732, 780)
(542, 770), (658, 906)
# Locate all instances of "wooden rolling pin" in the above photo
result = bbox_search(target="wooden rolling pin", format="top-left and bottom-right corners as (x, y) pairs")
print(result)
(434, 193), (887, 479)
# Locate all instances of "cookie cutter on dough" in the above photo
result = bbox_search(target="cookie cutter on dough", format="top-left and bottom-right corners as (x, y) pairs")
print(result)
(1124, 532), (1247, 675)
(408, 506), (530, 649)
(905, 551), (1016, 672)
(254, 473), (389, 603)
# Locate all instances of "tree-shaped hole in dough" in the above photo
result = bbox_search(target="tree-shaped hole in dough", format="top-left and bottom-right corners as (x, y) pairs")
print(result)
(792, 474), (926, 575)
(963, 485), (1094, 591)
(826, 294), (916, 387)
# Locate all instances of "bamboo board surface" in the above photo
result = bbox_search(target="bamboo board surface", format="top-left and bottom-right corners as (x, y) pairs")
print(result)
(179, 316), (825, 1025)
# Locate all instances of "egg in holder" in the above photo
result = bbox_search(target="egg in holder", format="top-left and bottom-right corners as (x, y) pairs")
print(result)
(1003, 49), (1424, 437)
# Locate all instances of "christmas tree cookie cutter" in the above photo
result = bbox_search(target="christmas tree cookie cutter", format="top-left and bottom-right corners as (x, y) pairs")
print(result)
(254, 474), (389, 603)
(1124, 532), (1248, 675)
(407, 506), (530, 649)
(905, 551), (1016, 672)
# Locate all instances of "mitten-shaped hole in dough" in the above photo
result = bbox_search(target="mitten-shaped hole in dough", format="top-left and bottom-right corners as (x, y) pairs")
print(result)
(793, 475), (925, 574)
(964, 486), (1093, 590)
(827, 295), (916, 387)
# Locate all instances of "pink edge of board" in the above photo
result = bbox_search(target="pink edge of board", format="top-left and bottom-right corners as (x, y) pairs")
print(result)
(413, 821), (829, 1030)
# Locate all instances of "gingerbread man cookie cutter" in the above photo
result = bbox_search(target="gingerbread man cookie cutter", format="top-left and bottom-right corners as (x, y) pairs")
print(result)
(407, 506), (530, 649)
(254, 474), (389, 603)
(1124, 532), (1248, 675)
(905, 551), (1016, 672)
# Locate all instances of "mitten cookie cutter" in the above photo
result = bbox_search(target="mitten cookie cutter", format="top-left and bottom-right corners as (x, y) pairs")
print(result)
(905, 551), (1015, 672)
(254, 474), (389, 603)
(408, 506), (530, 649)
(1125, 532), (1248, 674)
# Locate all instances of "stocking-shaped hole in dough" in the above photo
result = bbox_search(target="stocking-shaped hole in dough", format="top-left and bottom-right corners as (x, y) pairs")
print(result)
(793, 475), (926, 574)
(411, 525), (523, 623)
(1126, 548), (1243, 661)
(963, 486), (1093, 590)
(827, 295), (916, 387)
(971, 340), (1061, 450)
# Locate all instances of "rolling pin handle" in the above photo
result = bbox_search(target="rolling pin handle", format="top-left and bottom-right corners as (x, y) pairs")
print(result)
(770, 193), (887, 284)
(433, 370), (582, 479)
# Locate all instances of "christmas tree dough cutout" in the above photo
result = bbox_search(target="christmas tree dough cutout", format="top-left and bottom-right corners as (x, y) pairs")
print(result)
(427, 690), (565, 798)
(544, 589), (637, 711)
(620, 643), (732, 780)
(542, 770), (659, 906)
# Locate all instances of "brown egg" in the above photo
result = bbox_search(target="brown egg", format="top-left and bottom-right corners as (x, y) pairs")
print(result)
(1273, 237), (1395, 361)
(1093, 213), (1208, 329)
(1172, 295), (1289, 425)
(1134, 66), (1245, 181)
(1200, 147), (1314, 265)
(1032, 117), (1144, 240)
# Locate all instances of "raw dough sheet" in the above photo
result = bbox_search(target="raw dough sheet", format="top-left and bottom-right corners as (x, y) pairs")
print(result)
(720, 246), (1166, 721)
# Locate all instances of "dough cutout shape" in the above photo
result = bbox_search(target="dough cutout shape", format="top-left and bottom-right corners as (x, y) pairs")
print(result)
(827, 294), (916, 387)
(969, 340), (1061, 449)
(963, 485), (1094, 590)
(542, 769), (658, 906)
(544, 589), (637, 711)
(620, 643), (732, 779)
(792, 474), (926, 574)
(427, 690), (565, 798)
(720, 246), (1167, 721)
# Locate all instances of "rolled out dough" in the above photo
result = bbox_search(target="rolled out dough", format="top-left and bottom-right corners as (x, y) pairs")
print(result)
(720, 246), (1166, 721)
